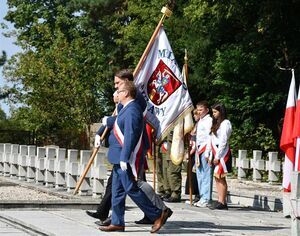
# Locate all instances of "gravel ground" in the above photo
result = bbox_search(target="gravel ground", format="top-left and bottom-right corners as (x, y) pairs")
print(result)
(0, 185), (64, 201)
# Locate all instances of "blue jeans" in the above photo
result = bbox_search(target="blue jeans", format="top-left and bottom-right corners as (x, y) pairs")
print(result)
(196, 152), (212, 202)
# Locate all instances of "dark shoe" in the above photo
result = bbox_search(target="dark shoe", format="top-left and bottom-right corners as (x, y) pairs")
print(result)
(95, 221), (103, 226)
(95, 216), (111, 226)
(99, 224), (125, 232)
(135, 216), (154, 224)
(102, 216), (111, 226)
(193, 195), (200, 203)
(209, 202), (228, 210)
(85, 210), (101, 219)
(163, 196), (181, 203)
(150, 208), (170, 233)
(163, 208), (173, 224)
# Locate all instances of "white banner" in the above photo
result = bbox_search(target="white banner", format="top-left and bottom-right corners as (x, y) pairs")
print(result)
(134, 27), (193, 143)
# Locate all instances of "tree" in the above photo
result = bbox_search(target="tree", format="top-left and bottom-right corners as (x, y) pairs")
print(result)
(3, 0), (118, 147)
(3, 0), (300, 152)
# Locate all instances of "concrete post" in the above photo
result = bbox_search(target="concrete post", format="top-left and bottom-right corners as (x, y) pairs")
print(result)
(290, 171), (300, 236)
(44, 147), (57, 187)
(35, 147), (46, 184)
(237, 150), (249, 180)
(18, 145), (28, 181)
(250, 150), (265, 182)
(266, 152), (281, 183)
(0, 143), (4, 175)
(9, 144), (19, 178)
(26, 145), (36, 182)
(78, 150), (92, 196)
(66, 149), (78, 193)
(55, 148), (66, 189)
(92, 149), (107, 197)
(3, 143), (12, 177)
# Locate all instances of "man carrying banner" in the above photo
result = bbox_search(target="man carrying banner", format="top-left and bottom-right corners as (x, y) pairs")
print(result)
(99, 81), (170, 233)
(87, 69), (172, 227)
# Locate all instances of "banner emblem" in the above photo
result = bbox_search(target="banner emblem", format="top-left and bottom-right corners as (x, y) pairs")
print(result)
(147, 59), (181, 105)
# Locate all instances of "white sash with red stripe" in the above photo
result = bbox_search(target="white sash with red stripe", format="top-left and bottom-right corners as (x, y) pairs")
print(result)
(113, 117), (144, 178)
(113, 99), (147, 177)
(211, 142), (230, 175)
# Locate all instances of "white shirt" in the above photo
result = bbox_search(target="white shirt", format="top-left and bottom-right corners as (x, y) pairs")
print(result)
(196, 114), (212, 154)
(207, 119), (232, 160)
(122, 99), (134, 108)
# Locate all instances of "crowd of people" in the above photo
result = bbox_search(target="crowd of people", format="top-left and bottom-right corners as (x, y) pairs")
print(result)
(85, 69), (233, 232)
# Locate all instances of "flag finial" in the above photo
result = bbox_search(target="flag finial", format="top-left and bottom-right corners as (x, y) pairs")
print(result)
(184, 49), (188, 63)
(161, 6), (172, 17)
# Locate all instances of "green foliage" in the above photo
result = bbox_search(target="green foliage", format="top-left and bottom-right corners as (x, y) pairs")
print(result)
(3, 0), (117, 147)
(231, 122), (277, 157)
(1, 0), (300, 151)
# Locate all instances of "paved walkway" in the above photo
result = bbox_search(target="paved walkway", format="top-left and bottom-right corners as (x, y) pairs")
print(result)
(0, 200), (290, 236)
(0, 172), (289, 235)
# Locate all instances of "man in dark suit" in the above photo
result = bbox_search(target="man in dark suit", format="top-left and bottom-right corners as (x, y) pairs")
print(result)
(99, 81), (169, 233)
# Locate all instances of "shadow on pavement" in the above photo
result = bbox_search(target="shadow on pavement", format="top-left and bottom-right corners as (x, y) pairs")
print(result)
(123, 221), (289, 234)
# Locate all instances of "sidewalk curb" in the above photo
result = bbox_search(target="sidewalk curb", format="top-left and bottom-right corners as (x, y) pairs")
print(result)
(0, 214), (52, 236)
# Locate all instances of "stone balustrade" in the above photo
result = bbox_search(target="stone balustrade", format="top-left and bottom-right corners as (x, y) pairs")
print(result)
(0, 142), (285, 197)
(232, 149), (282, 183)
(0, 143), (108, 197)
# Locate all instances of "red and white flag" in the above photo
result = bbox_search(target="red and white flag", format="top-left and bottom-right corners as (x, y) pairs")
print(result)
(293, 71), (300, 171)
(280, 70), (297, 192)
(146, 123), (154, 159)
(134, 26), (193, 143)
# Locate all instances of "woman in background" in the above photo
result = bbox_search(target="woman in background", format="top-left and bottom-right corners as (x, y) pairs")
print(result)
(206, 103), (232, 210)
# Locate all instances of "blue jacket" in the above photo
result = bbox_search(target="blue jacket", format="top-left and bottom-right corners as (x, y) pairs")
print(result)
(107, 101), (143, 164)
(106, 91), (150, 150)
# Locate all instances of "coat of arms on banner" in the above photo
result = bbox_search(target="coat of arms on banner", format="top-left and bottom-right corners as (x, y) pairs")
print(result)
(147, 59), (181, 106)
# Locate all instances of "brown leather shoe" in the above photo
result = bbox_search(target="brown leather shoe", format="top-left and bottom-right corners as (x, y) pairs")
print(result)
(150, 208), (170, 233)
(99, 224), (125, 232)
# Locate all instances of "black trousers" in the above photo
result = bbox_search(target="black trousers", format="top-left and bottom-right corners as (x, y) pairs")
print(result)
(96, 172), (113, 221)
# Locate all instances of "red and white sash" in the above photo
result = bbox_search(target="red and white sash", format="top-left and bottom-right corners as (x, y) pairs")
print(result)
(113, 105), (147, 178)
(197, 144), (206, 155)
(161, 141), (168, 153)
(113, 117), (144, 178)
(211, 142), (231, 175)
(195, 144), (206, 167)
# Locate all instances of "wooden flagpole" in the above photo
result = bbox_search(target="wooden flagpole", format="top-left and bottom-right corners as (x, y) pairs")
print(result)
(73, 147), (99, 195)
(153, 136), (156, 191)
(184, 50), (193, 206)
(74, 5), (173, 195)
(73, 111), (116, 195)
(133, 6), (172, 77)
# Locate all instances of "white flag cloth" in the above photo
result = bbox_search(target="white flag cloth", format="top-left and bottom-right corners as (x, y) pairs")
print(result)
(170, 64), (194, 165)
(135, 26), (193, 143)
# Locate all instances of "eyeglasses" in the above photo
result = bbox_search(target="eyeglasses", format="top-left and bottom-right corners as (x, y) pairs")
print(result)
(117, 89), (126, 94)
